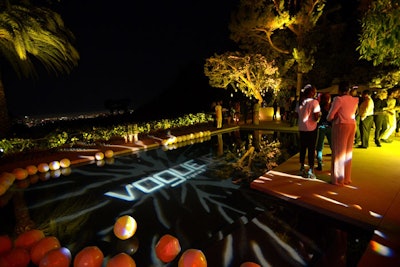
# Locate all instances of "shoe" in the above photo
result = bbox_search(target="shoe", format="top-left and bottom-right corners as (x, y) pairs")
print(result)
(307, 171), (316, 179)
(316, 163), (322, 171)
(381, 139), (393, 143)
(356, 145), (367, 149)
(376, 142), (381, 147)
(298, 166), (306, 176)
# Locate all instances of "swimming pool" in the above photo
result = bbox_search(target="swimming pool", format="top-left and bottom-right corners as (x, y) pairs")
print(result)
(0, 130), (372, 266)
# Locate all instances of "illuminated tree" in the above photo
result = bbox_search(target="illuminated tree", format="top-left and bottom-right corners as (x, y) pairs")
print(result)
(357, 0), (400, 88)
(229, 0), (326, 95)
(357, 0), (400, 67)
(204, 51), (281, 104)
(0, 1), (79, 136)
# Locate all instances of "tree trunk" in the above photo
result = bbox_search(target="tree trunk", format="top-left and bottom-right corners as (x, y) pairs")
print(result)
(296, 71), (303, 97)
(0, 79), (11, 137)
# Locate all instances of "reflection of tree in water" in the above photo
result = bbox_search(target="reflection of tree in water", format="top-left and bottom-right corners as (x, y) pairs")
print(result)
(33, 196), (94, 254)
(208, 130), (297, 184)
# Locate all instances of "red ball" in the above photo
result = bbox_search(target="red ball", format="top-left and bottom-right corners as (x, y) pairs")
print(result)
(178, 249), (207, 267)
(30, 236), (61, 265)
(155, 234), (181, 262)
(73, 246), (104, 267)
(0, 247), (30, 267)
(39, 247), (71, 267)
(106, 253), (136, 267)
(0, 235), (12, 255)
(14, 229), (45, 250)
(240, 262), (261, 267)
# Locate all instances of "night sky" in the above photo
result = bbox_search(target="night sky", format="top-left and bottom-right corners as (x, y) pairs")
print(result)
(4, 0), (239, 117)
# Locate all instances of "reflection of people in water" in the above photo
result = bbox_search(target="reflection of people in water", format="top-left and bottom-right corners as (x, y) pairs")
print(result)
(217, 134), (223, 156)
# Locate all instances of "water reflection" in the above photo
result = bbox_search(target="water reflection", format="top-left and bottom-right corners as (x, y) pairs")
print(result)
(0, 130), (371, 266)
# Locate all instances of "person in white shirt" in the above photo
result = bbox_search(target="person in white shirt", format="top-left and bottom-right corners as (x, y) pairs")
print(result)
(327, 81), (359, 186)
(296, 84), (320, 179)
(357, 90), (374, 148)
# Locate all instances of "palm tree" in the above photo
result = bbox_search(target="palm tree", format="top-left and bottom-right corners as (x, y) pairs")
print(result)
(0, 0), (79, 137)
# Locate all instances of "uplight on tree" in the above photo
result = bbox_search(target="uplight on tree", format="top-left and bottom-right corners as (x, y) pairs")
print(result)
(204, 52), (281, 104)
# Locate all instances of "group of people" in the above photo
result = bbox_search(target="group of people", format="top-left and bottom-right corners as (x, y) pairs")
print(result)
(356, 88), (400, 148)
(295, 82), (400, 186)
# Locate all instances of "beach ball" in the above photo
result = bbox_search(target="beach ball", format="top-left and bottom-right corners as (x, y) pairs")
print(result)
(30, 236), (61, 265)
(155, 234), (181, 263)
(37, 163), (50, 173)
(0, 235), (12, 255)
(12, 168), (28, 180)
(105, 150), (114, 158)
(14, 229), (45, 250)
(178, 249), (207, 267)
(0, 184), (7, 196)
(26, 165), (38, 176)
(49, 161), (60, 171)
(0, 247), (30, 267)
(95, 152), (104, 161)
(240, 262), (261, 267)
(60, 158), (71, 168)
(113, 215), (137, 240)
(0, 172), (15, 187)
(39, 247), (71, 267)
(73, 246), (103, 267)
(106, 252), (136, 267)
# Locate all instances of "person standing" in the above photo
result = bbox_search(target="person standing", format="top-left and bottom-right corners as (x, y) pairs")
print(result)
(215, 101), (223, 129)
(315, 92), (332, 171)
(381, 88), (399, 142)
(273, 99), (278, 120)
(327, 81), (359, 186)
(350, 87), (361, 145)
(296, 84), (320, 179)
(373, 89), (388, 147)
(357, 90), (374, 148)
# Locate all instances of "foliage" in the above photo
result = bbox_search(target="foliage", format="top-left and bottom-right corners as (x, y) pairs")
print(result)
(204, 51), (281, 103)
(0, 112), (213, 156)
(210, 132), (284, 183)
(229, 0), (326, 94)
(0, 0), (80, 136)
(357, 0), (400, 67)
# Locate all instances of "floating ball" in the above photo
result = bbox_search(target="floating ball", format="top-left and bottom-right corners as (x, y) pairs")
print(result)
(49, 161), (60, 171)
(73, 246), (103, 267)
(95, 152), (104, 161)
(12, 168), (28, 180)
(0, 235), (12, 255)
(30, 236), (61, 265)
(0, 247), (30, 267)
(37, 163), (50, 173)
(106, 252), (136, 267)
(0, 184), (7, 196)
(113, 215), (137, 240)
(14, 229), (45, 250)
(155, 234), (181, 263)
(0, 172), (15, 187)
(240, 262), (261, 267)
(105, 150), (114, 158)
(60, 158), (71, 168)
(39, 247), (71, 267)
(26, 165), (38, 176)
(178, 249), (207, 267)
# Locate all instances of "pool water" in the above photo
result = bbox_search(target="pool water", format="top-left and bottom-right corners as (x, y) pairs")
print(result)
(0, 130), (372, 266)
